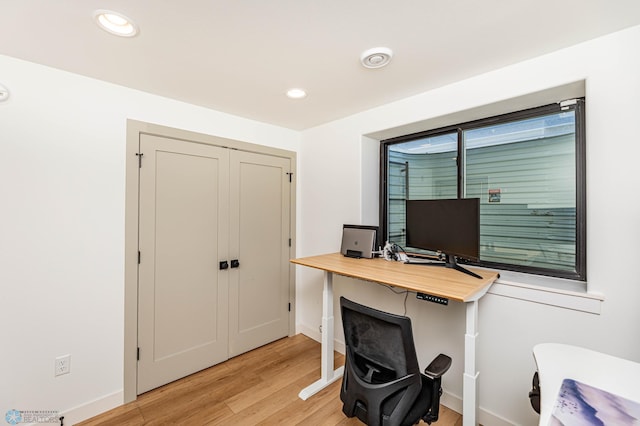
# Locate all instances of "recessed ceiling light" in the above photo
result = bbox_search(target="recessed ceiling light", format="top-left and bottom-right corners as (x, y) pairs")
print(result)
(0, 83), (9, 102)
(286, 88), (307, 99)
(94, 10), (139, 37)
(360, 47), (393, 69)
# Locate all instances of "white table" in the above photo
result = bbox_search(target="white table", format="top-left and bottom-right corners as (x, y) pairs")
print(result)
(533, 343), (640, 425)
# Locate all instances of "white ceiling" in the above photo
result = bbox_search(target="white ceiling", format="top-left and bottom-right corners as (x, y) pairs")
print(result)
(2, 1), (639, 130)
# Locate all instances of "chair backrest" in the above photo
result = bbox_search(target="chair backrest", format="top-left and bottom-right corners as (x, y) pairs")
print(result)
(341, 297), (420, 380)
(340, 297), (423, 426)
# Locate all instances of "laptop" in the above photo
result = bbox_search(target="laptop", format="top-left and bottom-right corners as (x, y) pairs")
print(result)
(340, 225), (378, 258)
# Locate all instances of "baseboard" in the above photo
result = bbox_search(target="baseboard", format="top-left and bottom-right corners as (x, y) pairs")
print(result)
(297, 323), (321, 343)
(478, 407), (516, 426)
(440, 391), (514, 426)
(440, 390), (463, 414)
(54, 390), (123, 425)
(296, 324), (345, 354)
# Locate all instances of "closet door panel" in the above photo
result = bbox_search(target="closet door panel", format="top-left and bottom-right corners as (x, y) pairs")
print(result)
(137, 134), (230, 394)
(228, 150), (291, 357)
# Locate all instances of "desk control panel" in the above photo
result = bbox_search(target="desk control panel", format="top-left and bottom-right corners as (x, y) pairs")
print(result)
(416, 292), (449, 305)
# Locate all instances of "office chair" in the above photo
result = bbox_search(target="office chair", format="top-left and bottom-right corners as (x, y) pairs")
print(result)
(340, 297), (452, 426)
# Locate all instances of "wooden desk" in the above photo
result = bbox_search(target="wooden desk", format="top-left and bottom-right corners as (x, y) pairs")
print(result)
(291, 252), (499, 426)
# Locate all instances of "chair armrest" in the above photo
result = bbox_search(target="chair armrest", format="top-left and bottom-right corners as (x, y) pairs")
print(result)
(424, 354), (452, 379)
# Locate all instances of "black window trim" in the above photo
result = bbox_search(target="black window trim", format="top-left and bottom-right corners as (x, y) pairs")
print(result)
(379, 99), (586, 281)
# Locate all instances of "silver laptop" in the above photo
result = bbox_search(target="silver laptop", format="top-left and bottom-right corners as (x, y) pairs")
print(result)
(340, 226), (377, 258)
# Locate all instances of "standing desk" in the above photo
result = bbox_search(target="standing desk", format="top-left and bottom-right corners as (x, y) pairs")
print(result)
(291, 252), (499, 426)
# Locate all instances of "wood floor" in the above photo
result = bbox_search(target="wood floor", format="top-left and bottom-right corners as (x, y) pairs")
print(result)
(77, 334), (462, 426)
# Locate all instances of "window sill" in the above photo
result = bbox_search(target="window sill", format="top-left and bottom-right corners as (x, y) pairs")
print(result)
(485, 270), (603, 314)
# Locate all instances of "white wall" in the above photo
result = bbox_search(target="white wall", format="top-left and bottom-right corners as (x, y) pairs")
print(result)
(3, 23), (640, 426)
(297, 25), (640, 425)
(0, 55), (299, 423)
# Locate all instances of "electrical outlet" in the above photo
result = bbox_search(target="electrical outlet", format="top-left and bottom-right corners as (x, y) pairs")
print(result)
(55, 354), (71, 377)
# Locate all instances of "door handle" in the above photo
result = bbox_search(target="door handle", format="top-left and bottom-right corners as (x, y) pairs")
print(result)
(230, 259), (240, 268)
(219, 260), (229, 270)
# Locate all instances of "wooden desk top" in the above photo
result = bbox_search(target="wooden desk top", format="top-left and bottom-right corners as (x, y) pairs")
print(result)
(291, 252), (499, 303)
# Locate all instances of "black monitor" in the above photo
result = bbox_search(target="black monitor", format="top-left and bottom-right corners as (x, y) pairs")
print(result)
(405, 198), (481, 279)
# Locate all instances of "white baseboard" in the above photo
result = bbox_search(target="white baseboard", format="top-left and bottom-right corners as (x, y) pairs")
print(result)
(441, 391), (514, 426)
(56, 390), (123, 425)
(440, 390), (463, 413)
(479, 407), (517, 426)
(297, 323), (321, 343)
(296, 324), (345, 354)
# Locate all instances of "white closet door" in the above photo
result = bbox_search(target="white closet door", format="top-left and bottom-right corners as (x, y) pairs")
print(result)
(137, 134), (229, 394)
(228, 150), (291, 357)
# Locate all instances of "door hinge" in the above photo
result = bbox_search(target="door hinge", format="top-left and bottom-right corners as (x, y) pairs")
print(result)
(288, 303), (291, 312)
(288, 238), (292, 247)
(136, 152), (144, 168)
(138, 251), (141, 264)
(137, 347), (140, 361)
(286, 172), (293, 182)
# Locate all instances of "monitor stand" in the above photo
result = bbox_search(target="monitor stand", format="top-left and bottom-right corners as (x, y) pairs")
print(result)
(407, 253), (482, 279)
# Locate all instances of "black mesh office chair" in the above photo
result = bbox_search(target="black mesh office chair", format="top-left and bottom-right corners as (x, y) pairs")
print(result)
(340, 297), (452, 426)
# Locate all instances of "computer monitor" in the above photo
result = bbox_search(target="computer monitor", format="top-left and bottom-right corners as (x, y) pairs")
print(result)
(405, 198), (481, 278)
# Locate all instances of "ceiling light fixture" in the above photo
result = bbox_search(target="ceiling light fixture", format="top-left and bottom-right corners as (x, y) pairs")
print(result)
(286, 88), (307, 99)
(0, 83), (9, 102)
(360, 47), (393, 69)
(94, 10), (139, 37)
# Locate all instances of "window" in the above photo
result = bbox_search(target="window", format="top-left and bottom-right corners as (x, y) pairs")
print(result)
(381, 100), (586, 281)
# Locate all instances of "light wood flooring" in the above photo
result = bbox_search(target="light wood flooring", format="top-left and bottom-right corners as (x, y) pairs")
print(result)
(77, 334), (462, 425)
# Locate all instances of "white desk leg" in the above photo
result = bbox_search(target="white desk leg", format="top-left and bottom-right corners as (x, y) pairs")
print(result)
(463, 300), (479, 426)
(299, 271), (345, 400)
